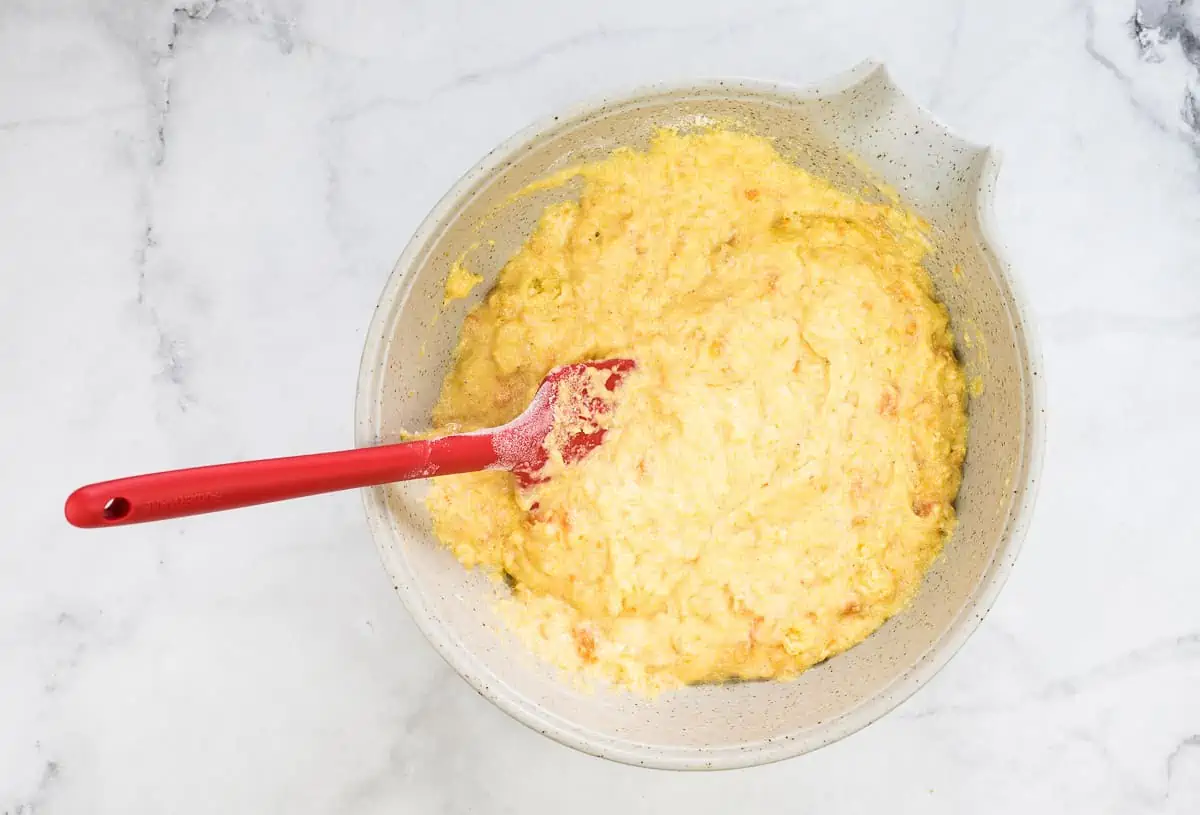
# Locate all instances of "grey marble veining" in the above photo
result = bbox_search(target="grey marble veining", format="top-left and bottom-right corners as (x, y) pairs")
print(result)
(1, 0), (1198, 811)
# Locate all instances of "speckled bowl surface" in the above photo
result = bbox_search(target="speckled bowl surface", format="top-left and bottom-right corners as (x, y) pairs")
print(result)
(355, 62), (1044, 770)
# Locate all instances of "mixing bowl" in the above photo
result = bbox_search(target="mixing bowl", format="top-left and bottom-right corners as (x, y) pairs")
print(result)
(354, 61), (1044, 769)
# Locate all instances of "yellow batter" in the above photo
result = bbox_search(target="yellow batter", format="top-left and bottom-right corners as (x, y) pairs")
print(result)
(427, 129), (967, 693)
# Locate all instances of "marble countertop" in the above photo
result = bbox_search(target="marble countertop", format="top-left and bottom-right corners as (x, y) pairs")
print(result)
(3, 0), (1199, 811)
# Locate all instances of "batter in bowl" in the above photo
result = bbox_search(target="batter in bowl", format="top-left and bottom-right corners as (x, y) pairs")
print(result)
(426, 129), (967, 694)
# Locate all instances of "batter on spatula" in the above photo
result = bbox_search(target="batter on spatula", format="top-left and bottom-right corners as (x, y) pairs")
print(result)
(427, 129), (966, 694)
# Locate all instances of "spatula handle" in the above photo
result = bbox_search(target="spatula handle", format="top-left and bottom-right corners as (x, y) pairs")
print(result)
(64, 434), (497, 528)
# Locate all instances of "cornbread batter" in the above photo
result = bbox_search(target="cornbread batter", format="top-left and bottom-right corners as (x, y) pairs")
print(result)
(442, 250), (484, 307)
(427, 129), (967, 693)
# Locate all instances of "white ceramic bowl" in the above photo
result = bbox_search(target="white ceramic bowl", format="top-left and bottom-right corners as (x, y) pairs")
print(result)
(355, 62), (1044, 769)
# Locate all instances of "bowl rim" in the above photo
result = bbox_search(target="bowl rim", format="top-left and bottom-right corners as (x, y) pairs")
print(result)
(354, 60), (1047, 770)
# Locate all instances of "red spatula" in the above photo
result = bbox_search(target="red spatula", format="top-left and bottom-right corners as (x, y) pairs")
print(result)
(65, 359), (635, 528)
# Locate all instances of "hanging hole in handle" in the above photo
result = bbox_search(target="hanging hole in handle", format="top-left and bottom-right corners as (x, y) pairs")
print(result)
(103, 497), (131, 521)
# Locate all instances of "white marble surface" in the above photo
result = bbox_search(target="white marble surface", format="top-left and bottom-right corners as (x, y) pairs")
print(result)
(3, 0), (1199, 810)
